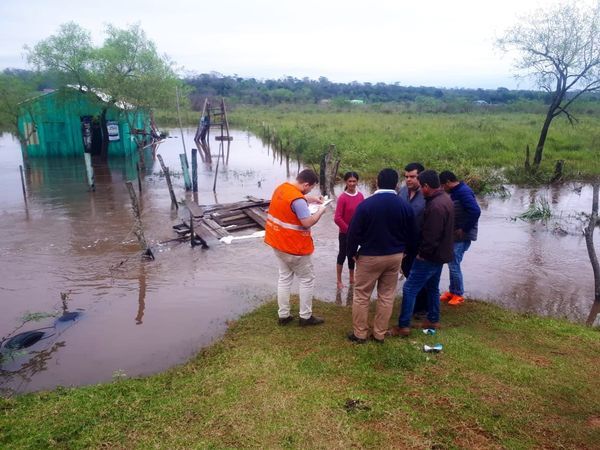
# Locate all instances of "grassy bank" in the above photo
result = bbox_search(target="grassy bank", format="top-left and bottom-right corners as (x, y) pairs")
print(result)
(228, 106), (600, 190)
(1, 299), (598, 449)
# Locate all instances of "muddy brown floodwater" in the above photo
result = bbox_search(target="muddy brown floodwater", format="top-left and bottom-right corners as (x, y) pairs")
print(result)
(0, 129), (597, 394)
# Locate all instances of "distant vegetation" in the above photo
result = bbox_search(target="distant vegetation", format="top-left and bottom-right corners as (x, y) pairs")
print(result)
(5, 68), (600, 114)
(3, 68), (599, 189)
(229, 106), (600, 190)
(184, 73), (600, 113)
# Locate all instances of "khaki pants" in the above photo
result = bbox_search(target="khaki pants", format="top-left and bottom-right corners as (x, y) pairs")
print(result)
(273, 249), (315, 320)
(352, 253), (404, 340)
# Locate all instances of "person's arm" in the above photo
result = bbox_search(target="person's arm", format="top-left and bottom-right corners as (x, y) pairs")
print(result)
(457, 187), (481, 233)
(299, 206), (326, 228)
(346, 206), (364, 259)
(404, 206), (418, 256)
(334, 195), (349, 233)
(291, 198), (325, 228)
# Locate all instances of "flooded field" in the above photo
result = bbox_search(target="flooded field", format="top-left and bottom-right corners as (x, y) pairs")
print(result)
(0, 129), (597, 394)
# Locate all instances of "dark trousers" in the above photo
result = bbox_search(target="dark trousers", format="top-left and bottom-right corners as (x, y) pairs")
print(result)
(401, 253), (428, 314)
(337, 233), (355, 270)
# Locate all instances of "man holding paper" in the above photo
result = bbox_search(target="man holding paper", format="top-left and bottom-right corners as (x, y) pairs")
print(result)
(265, 169), (329, 326)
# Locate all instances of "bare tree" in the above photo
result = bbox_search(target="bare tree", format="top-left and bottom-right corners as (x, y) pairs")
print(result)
(498, 1), (600, 170)
(585, 182), (600, 326)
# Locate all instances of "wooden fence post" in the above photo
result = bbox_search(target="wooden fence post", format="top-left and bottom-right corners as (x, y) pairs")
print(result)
(19, 165), (27, 203)
(84, 153), (95, 191)
(192, 148), (198, 193)
(136, 162), (143, 194)
(157, 154), (178, 209)
(320, 144), (339, 196)
(180, 153), (192, 191)
(126, 181), (154, 260)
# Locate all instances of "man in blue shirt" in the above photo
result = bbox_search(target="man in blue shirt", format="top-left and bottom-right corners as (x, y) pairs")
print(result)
(439, 171), (481, 306)
(346, 168), (417, 344)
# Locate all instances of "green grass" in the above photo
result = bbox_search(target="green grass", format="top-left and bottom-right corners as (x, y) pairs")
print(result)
(1, 299), (599, 449)
(226, 106), (600, 189)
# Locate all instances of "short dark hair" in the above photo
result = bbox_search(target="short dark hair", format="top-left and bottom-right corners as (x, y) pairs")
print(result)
(404, 162), (425, 173)
(377, 168), (399, 190)
(296, 169), (319, 185)
(418, 170), (440, 189)
(439, 171), (458, 184)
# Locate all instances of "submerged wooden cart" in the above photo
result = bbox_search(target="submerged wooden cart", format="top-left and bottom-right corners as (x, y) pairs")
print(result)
(172, 196), (269, 247)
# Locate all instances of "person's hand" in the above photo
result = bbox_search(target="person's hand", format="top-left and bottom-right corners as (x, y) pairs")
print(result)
(305, 194), (324, 204)
(454, 229), (465, 241)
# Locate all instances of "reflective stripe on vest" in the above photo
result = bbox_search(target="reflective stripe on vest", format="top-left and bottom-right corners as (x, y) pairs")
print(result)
(266, 213), (308, 231)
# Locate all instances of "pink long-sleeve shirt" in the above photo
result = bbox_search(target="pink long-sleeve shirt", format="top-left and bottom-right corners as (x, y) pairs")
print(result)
(334, 190), (364, 234)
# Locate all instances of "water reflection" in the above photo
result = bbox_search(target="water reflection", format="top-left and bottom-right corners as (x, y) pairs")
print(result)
(135, 263), (147, 325)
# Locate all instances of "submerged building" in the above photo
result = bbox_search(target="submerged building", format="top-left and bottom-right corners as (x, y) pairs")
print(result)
(17, 86), (153, 158)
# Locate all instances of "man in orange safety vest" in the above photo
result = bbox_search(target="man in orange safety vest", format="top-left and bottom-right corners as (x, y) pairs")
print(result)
(265, 169), (328, 326)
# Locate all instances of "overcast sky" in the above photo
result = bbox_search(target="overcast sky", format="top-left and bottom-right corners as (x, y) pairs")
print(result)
(0, 0), (587, 89)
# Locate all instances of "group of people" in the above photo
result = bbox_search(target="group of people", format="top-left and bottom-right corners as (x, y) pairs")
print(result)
(264, 164), (480, 343)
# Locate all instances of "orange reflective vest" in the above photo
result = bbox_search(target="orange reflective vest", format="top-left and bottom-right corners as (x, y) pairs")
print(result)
(265, 182), (314, 255)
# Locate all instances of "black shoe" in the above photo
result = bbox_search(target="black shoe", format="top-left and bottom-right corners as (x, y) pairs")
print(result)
(278, 315), (294, 326)
(347, 332), (367, 344)
(299, 315), (324, 327)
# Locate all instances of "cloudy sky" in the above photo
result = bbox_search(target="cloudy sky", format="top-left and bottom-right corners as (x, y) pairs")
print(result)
(0, 0), (585, 89)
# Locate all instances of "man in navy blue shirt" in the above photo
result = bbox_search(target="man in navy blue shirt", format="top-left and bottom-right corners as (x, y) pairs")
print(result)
(346, 168), (417, 344)
(439, 171), (481, 306)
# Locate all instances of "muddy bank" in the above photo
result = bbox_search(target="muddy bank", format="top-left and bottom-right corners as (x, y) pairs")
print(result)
(0, 129), (597, 394)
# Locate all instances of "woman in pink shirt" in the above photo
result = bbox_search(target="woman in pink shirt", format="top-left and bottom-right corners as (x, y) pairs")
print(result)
(334, 171), (364, 289)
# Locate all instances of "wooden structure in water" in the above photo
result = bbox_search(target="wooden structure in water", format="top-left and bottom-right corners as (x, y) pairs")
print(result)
(194, 98), (233, 164)
(172, 196), (269, 245)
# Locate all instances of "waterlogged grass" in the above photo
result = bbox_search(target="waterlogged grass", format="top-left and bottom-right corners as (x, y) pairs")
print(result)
(1, 300), (599, 449)
(518, 198), (553, 222)
(228, 106), (600, 188)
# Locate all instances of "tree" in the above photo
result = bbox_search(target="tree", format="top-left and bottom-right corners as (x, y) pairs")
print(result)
(0, 72), (36, 146)
(26, 22), (181, 159)
(498, 1), (600, 170)
(94, 24), (181, 156)
(26, 22), (94, 91)
(584, 180), (600, 326)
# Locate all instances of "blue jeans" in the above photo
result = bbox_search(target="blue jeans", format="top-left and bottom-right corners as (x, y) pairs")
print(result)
(398, 258), (443, 327)
(449, 241), (471, 296)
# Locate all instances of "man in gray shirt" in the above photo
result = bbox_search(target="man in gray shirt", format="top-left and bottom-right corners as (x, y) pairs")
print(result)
(398, 162), (428, 318)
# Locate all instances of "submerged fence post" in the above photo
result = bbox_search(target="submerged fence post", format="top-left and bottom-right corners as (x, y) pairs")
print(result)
(19, 165), (27, 203)
(180, 153), (192, 191)
(175, 86), (188, 165)
(83, 153), (95, 191)
(136, 162), (143, 194)
(125, 181), (154, 260)
(191, 148), (198, 193)
(137, 144), (145, 170)
(157, 154), (178, 209)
